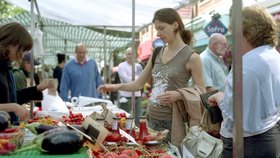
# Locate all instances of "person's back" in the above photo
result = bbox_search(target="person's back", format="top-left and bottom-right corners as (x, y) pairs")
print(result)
(200, 33), (228, 92)
(60, 43), (103, 101)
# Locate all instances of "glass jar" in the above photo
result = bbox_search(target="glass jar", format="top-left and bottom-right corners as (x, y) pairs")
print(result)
(138, 116), (148, 140)
(112, 117), (121, 133)
(125, 117), (134, 132)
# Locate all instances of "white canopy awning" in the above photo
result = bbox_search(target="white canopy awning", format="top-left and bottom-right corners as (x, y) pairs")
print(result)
(6, 0), (185, 31)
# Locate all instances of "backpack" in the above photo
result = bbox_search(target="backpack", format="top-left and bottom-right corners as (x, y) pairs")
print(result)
(151, 46), (162, 68)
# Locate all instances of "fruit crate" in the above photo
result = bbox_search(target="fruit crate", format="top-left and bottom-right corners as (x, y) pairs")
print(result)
(0, 127), (25, 155)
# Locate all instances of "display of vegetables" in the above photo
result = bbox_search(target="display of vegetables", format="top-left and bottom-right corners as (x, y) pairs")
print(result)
(1, 108), (173, 157)
(62, 112), (85, 125)
(90, 145), (173, 158)
(27, 115), (58, 125)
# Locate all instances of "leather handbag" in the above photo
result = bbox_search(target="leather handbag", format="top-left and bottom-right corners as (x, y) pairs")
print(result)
(182, 125), (223, 158)
(182, 111), (223, 158)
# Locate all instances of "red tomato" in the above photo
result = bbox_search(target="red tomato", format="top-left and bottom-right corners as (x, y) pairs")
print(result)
(121, 149), (139, 158)
(142, 134), (154, 143)
(115, 113), (120, 117)
(134, 149), (143, 156)
(120, 113), (126, 118)
(118, 154), (130, 158)
(159, 154), (173, 158)
(104, 152), (119, 158)
(105, 133), (122, 142)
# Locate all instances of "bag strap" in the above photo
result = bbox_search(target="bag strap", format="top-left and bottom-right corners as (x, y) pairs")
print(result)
(151, 46), (162, 68)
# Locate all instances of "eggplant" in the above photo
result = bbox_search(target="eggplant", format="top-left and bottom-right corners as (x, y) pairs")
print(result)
(41, 131), (84, 154)
(35, 124), (58, 134)
(26, 123), (86, 135)
(0, 111), (10, 120)
(0, 113), (10, 132)
(15, 131), (84, 154)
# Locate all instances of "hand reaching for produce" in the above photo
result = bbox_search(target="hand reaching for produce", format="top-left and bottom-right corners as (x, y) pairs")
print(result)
(97, 84), (120, 95)
(12, 103), (29, 121)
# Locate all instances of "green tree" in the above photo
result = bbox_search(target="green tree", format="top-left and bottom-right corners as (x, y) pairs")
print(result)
(0, 0), (23, 20)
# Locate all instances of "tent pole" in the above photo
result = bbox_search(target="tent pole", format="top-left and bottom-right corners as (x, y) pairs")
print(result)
(103, 27), (108, 92)
(29, 0), (35, 119)
(131, 0), (136, 122)
(232, 0), (243, 157)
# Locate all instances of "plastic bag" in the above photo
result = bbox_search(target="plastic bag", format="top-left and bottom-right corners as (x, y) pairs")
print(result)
(41, 89), (68, 113)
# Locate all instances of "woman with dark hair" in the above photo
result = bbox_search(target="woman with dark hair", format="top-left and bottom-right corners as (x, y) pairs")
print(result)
(209, 5), (280, 157)
(98, 8), (205, 146)
(0, 22), (56, 124)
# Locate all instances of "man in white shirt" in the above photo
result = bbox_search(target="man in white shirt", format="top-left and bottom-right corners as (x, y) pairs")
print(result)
(200, 33), (228, 92)
(118, 47), (143, 125)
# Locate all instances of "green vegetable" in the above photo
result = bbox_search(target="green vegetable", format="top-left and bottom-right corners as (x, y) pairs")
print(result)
(25, 122), (41, 135)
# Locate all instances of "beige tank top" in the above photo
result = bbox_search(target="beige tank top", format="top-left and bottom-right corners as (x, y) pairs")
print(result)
(147, 45), (194, 120)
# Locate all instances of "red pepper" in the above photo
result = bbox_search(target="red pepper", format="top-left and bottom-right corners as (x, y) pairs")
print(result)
(1, 127), (19, 133)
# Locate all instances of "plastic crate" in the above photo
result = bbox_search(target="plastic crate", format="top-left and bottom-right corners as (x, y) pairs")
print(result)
(0, 127), (25, 155)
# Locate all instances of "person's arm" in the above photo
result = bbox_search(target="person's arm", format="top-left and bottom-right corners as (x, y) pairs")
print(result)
(201, 58), (216, 92)
(208, 92), (224, 106)
(17, 86), (42, 104)
(188, 53), (206, 93)
(97, 56), (153, 94)
(0, 103), (28, 121)
(17, 79), (57, 104)
(60, 65), (70, 101)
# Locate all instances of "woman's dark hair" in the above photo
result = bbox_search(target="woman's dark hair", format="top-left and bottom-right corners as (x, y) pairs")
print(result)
(152, 8), (193, 45)
(0, 22), (33, 60)
(57, 53), (66, 64)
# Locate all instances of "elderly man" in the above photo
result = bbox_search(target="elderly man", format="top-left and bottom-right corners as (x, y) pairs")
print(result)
(60, 43), (103, 101)
(200, 33), (229, 92)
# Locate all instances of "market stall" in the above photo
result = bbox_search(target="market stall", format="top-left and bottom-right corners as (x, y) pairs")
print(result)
(0, 96), (176, 158)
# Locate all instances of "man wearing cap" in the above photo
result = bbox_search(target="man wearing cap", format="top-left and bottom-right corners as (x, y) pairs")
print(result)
(13, 52), (41, 90)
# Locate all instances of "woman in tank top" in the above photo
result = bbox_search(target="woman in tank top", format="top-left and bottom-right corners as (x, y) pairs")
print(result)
(98, 8), (205, 143)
